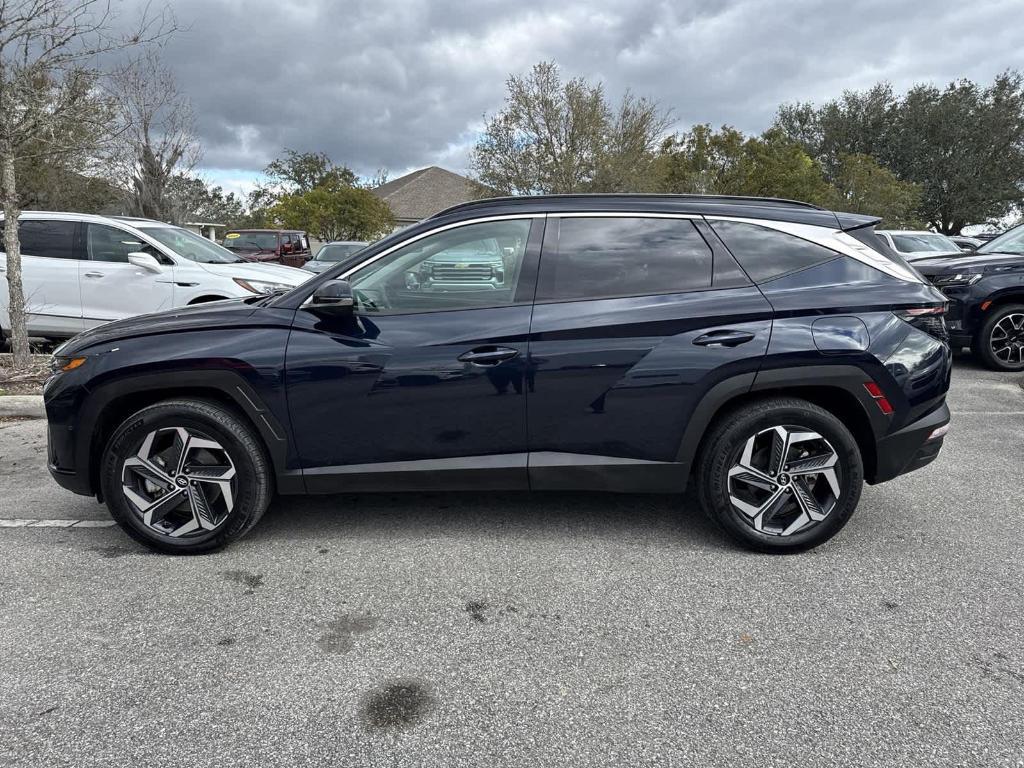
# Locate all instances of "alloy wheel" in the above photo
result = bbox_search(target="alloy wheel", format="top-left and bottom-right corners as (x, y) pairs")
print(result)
(727, 425), (841, 537)
(121, 427), (237, 538)
(990, 312), (1024, 365)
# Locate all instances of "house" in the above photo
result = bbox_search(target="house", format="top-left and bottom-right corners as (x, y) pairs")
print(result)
(184, 221), (226, 241)
(373, 166), (491, 228)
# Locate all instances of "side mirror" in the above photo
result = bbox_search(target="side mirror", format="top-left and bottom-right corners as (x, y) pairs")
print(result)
(311, 279), (354, 313)
(127, 252), (163, 273)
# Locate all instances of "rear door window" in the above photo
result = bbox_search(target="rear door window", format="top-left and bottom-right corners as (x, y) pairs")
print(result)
(86, 223), (150, 263)
(537, 217), (713, 301)
(17, 219), (79, 259)
(709, 220), (838, 283)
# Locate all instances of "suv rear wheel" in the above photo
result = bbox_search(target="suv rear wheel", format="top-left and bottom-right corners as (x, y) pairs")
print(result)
(697, 397), (864, 553)
(975, 303), (1024, 371)
(100, 399), (272, 554)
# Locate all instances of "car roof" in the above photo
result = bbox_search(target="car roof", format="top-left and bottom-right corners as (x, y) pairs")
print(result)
(877, 230), (946, 236)
(323, 240), (368, 245)
(429, 194), (877, 231)
(0, 210), (176, 229)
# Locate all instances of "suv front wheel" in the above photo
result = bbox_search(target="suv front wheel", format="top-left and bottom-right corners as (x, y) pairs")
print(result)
(975, 303), (1024, 371)
(697, 397), (864, 553)
(101, 399), (272, 554)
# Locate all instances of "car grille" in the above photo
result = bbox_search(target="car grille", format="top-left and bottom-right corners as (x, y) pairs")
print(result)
(430, 263), (494, 281)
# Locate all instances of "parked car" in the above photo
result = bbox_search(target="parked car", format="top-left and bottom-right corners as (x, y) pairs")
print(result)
(45, 194), (951, 555)
(949, 235), (984, 251)
(914, 222), (1024, 371)
(302, 241), (368, 274)
(0, 212), (310, 343)
(876, 230), (961, 261)
(222, 229), (312, 268)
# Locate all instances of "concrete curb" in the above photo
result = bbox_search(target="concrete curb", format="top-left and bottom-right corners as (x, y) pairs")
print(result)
(0, 395), (45, 419)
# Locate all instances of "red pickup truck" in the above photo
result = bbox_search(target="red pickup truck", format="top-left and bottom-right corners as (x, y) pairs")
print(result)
(221, 229), (312, 268)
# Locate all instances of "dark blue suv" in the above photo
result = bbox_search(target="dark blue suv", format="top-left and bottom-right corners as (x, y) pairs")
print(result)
(44, 195), (952, 554)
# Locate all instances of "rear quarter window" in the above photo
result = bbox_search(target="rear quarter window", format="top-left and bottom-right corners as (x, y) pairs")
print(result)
(538, 217), (713, 301)
(709, 220), (838, 283)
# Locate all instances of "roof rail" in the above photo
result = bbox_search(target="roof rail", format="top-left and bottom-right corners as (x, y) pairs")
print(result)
(431, 193), (826, 219)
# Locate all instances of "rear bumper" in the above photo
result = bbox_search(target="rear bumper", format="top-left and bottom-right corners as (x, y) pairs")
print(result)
(870, 402), (951, 484)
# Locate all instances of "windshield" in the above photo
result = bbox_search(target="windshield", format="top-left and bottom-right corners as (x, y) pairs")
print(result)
(224, 232), (277, 250)
(140, 226), (243, 263)
(315, 243), (366, 262)
(978, 224), (1024, 255)
(890, 233), (959, 253)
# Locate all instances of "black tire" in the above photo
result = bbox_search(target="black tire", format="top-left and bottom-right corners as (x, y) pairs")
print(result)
(975, 303), (1024, 371)
(100, 399), (272, 554)
(696, 397), (864, 553)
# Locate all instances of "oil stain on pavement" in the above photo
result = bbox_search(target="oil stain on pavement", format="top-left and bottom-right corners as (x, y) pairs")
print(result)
(316, 613), (378, 653)
(361, 680), (436, 730)
(220, 569), (264, 594)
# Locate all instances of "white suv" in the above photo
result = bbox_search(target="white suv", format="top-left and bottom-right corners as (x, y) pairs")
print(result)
(1, 212), (311, 341)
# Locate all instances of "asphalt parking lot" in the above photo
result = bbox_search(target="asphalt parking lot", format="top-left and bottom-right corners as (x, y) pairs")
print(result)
(1, 355), (1022, 767)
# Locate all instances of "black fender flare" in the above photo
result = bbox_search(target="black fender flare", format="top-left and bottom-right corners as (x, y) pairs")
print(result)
(78, 370), (300, 496)
(674, 365), (887, 474)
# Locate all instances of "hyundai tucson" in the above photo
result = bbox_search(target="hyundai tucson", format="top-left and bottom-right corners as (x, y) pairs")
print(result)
(44, 195), (952, 554)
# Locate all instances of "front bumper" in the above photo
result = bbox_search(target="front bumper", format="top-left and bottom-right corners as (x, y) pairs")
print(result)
(871, 401), (951, 484)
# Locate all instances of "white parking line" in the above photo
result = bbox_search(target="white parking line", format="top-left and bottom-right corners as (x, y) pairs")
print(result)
(0, 518), (115, 528)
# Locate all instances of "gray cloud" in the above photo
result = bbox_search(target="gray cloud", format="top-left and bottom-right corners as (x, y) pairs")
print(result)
(114, 0), (1024, 177)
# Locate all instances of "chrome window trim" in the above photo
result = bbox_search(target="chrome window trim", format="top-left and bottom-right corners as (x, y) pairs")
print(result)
(705, 215), (923, 284)
(549, 212), (702, 220)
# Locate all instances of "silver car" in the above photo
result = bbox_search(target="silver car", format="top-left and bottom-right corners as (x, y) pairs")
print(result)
(302, 241), (369, 274)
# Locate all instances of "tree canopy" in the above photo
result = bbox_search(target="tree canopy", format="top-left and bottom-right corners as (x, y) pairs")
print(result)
(471, 61), (672, 195)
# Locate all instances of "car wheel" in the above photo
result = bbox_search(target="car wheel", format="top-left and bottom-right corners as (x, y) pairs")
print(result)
(976, 304), (1024, 371)
(100, 399), (272, 554)
(697, 397), (864, 553)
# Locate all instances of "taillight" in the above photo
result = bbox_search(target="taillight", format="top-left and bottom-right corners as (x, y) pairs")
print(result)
(864, 381), (894, 415)
(896, 305), (948, 343)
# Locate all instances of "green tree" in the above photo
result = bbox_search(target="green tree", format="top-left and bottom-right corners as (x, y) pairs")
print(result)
(471, 61), (672, 194)
(267, 180), (394, 241)
(827, 153), (922, 227)
(887, 73), (1024, 233)
(247, 149), (359, 224)
(653, 125), (833, 205)
(164, 174), (246, 227)
(775, 73), (1024, 233)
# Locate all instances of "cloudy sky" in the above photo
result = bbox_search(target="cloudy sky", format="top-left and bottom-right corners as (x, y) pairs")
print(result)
(114, 0), (1024, 196)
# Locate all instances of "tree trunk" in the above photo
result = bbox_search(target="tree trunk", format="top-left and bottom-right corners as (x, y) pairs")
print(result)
(2, 151), (30, 369)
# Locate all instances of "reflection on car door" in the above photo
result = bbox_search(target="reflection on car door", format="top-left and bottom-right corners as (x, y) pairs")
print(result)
(525, 215), (773, 490)
(0, 219), (83, 337)
(285, 216), (543, 491)
(79, 223), (175, 326)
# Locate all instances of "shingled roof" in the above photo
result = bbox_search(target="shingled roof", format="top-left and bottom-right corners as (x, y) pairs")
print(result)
(373, 166), (491, 224)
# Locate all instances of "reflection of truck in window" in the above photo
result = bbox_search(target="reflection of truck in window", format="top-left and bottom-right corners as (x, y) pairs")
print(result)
(221, 229), (312, 268)
(406, 237), (516, 292)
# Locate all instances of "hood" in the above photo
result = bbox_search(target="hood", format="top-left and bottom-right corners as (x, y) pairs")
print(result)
(912, 251), (1024, 275)
(58, 298), (266, 355)
(198, 260), (311, 284)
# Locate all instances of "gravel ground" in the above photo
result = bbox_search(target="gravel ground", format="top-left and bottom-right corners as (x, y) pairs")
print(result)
(1, 354), (1022, 767)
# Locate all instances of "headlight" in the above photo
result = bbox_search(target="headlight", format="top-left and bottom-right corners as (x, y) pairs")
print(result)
(50, 356), (86, 374)
(932, 273), (982, 286)
(232, 278), (294, 294)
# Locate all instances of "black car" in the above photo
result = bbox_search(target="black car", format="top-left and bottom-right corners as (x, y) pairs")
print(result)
(913, 222), (1024, 371)
(44, 195), (951, 554)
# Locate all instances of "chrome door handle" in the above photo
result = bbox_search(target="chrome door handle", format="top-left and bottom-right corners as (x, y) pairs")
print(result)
(84, 272), (104, 278)
(693, 330), (756, 348)
(457, 346), (520, 366)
